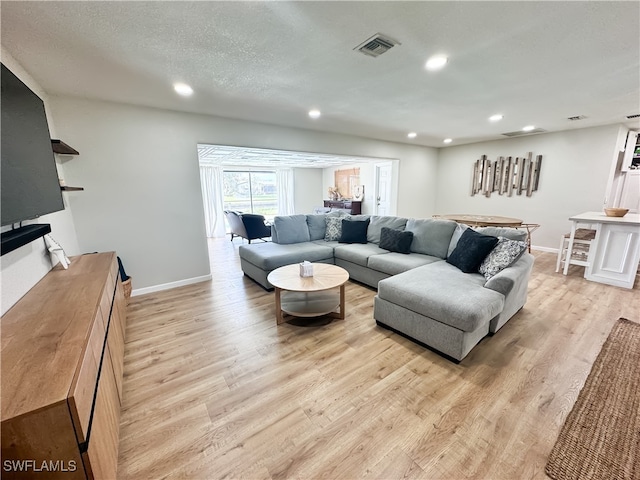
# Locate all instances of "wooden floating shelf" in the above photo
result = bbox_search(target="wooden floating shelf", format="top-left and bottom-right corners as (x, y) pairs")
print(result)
(51, 139), (79, 155)
(60, 186), (84, 191)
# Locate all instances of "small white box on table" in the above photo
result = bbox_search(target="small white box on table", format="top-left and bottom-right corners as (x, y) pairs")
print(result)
(299, 261), (314, 277)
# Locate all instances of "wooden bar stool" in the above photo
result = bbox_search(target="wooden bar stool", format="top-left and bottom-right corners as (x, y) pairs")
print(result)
(556, 228), (597, 274)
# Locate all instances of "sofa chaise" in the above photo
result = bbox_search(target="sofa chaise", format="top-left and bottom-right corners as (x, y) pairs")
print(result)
(238, 212), (534, 361)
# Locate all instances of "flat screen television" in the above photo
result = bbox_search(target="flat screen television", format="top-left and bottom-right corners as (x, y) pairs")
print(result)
(1, 63), (64, 227)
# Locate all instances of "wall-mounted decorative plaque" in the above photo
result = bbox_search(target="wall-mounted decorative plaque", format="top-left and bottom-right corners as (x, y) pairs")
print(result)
(471, 152), (542, 197)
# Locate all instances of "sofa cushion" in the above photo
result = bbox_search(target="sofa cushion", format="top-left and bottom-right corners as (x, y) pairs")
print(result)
(478, 237), (527, 280)
(447, 223), (470, 257)
(406, 218), (457, 258)
(477, 227), (527, 242)
(273, 215), (311, 244)
(239, 242), (333, 270)
(379, 227), (413, 254)
(447, 229), (499, 273)
(444, 225), (527, 247)
(368, 252), (441, 275)
(377, 261), (505, 332)
(312, 239), (339, 248)
(367, 216), (408, 244)
(334, 243), (388, 267)
(340, 218), (370, 244)
(306, 214), (327, 241)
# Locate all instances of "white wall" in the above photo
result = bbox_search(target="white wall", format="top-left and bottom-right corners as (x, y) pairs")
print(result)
(436, 124), (623, 249)
(0, 50), (80, 315)
(49, 96), (439, 291)
(396, 150), (439, 218)
(293, 168), (323, 214)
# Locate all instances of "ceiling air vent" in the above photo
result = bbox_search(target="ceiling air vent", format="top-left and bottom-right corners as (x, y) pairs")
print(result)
(502, 128), (547, 137)
(627, 114), (640, 119)
(567, 115), (587, 121)
(354, 33), (400, 58)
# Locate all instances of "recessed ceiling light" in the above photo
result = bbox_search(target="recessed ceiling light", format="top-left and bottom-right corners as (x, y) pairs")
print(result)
(489, 114), (504, 122)
(173, 83), (193, 96)
(425, 55), (448, 71)
(308, 109), (321, 119)
(443, 138), (453, 144)
(522, 125), (536, 132)
(407, 132), (417, 139)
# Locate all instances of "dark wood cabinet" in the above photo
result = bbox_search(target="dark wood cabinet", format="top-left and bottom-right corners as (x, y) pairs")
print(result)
(323, 200), (362, 215)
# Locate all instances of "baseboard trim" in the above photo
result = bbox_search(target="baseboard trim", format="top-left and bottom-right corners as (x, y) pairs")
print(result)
(531, 245), (558, 253)
(131, 274), (212, 297)
(131, 247), (558, 296)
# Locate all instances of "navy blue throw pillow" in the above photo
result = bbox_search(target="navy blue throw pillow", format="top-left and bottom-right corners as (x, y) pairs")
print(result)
(339, 218), (370, 244)
(446, 228), (499, 273)
(379, 227), (414, 254)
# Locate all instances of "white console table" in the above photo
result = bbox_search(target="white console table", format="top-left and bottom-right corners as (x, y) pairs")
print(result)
(567, 211), (640, 289)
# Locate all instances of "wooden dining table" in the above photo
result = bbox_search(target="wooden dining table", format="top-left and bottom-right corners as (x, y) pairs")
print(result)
(434, 214), (540, 251)
(434, 214), (523, 227)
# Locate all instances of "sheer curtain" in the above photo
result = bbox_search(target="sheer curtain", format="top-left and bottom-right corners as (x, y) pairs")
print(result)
(276, 168), (295, 215)
(199, 165), (226, 238)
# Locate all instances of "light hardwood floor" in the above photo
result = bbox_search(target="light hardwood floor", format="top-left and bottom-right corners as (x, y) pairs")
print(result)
(117, 238), (639, 479)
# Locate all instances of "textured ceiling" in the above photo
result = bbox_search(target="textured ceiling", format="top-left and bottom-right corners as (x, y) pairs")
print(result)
(198, 144), (389, 168)
(2, 1), (639, 147)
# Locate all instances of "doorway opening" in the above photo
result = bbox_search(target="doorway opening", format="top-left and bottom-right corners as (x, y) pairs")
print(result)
(197, 144), (399, 241)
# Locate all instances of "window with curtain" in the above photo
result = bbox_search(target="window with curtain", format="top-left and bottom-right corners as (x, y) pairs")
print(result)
(223, 171), (278, 218)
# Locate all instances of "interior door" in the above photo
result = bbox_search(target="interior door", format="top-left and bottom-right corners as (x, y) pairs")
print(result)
(620, 172), (640, 212)
(374, 163), (392, 216)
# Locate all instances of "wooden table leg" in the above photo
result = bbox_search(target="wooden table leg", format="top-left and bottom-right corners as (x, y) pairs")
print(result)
(275, 287), (284, 324)
(338, 284), (345, 320)
(563, 221), (577, 276)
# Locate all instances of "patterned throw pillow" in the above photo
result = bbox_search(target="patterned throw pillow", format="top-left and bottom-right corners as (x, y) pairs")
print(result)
(325, 215), (351, 241)
(479, 237), (527, 280)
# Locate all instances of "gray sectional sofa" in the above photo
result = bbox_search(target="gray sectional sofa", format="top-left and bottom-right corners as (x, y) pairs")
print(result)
(238, 212), (534, 361)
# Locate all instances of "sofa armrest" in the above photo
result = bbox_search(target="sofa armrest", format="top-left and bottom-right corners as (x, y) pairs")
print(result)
(484, 252), (534, 296)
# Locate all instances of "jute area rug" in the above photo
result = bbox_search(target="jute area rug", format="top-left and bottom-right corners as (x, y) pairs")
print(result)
(545, 318), (640, 480)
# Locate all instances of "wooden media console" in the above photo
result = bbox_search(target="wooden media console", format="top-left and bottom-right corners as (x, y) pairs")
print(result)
(1, 252), (127, 479)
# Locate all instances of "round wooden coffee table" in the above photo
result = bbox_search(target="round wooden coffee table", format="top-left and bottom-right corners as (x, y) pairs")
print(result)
(267, 263), (349, 325)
